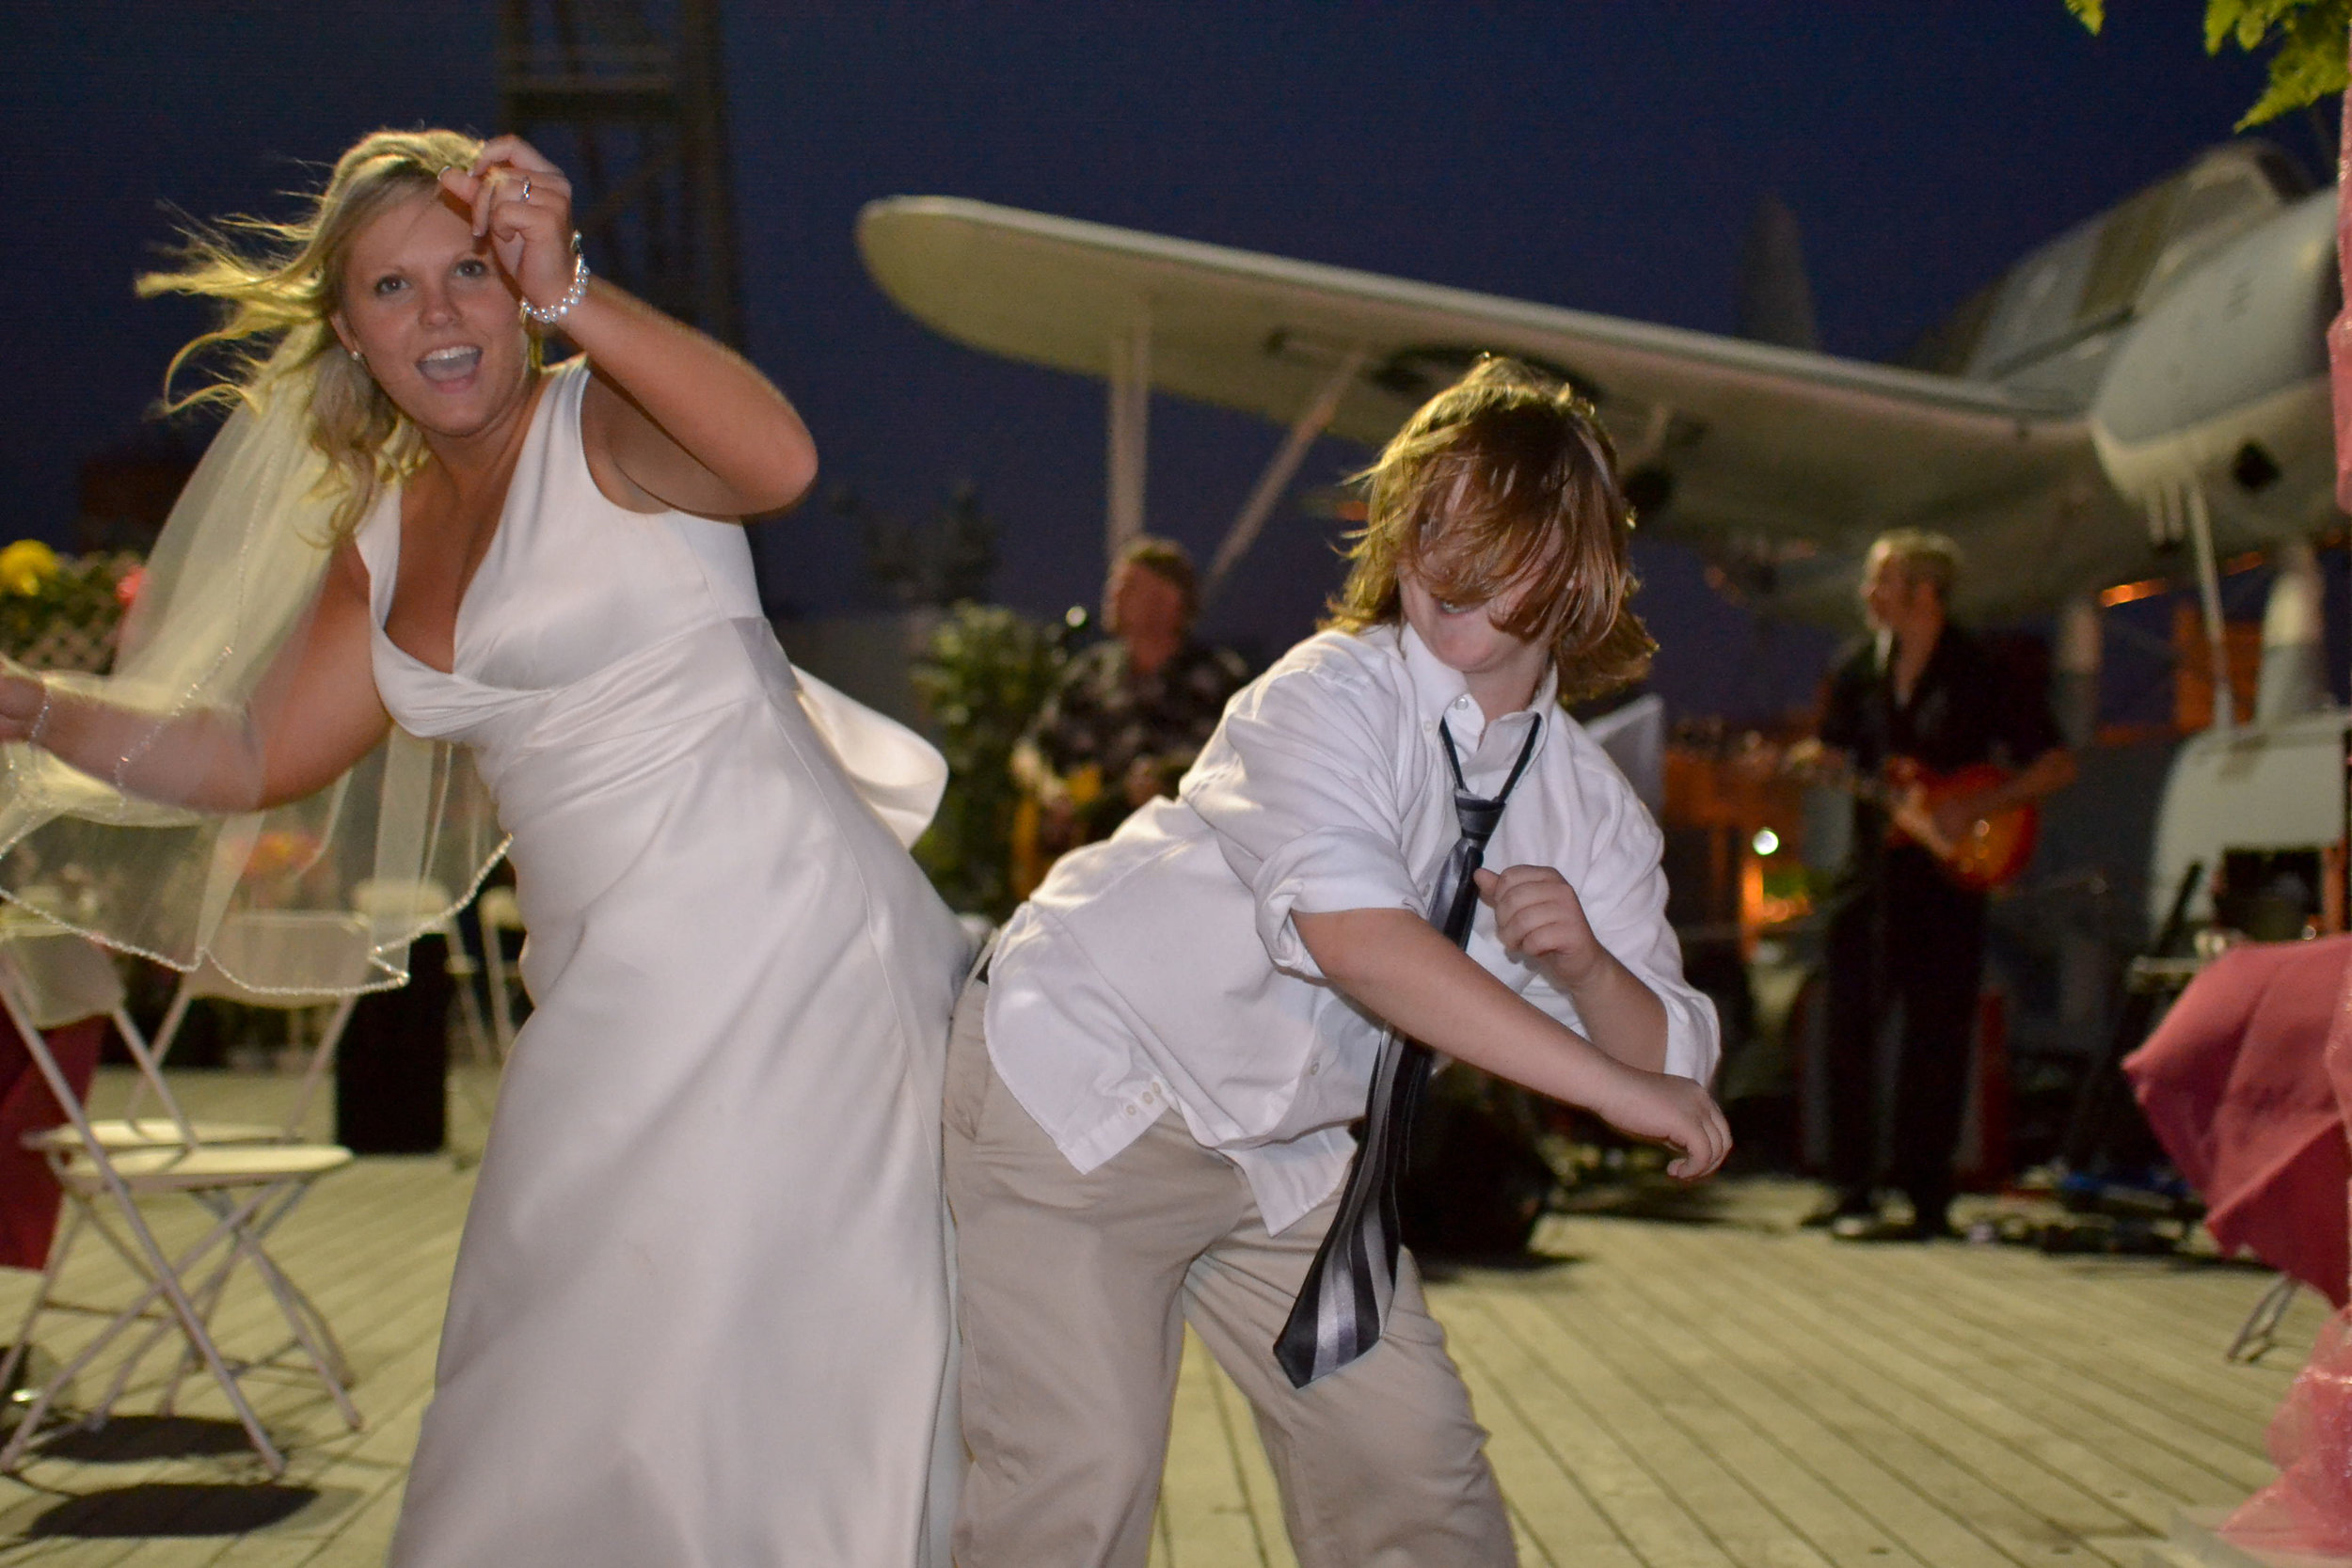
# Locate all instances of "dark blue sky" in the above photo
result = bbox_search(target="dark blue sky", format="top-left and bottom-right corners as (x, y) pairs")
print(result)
(0, 3), (2280, 720)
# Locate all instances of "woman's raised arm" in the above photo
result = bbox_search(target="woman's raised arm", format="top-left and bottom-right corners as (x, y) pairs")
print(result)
(441, 135), (818, 521)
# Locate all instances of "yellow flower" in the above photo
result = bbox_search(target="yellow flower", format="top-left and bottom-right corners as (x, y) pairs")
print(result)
(0, 540), (60, 596)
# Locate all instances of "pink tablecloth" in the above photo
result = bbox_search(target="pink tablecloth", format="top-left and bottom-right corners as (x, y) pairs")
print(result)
(2122, 935), (2351, 1307)
(0, 1014), (103, 1273)
(2209, 919), (2352, 1557)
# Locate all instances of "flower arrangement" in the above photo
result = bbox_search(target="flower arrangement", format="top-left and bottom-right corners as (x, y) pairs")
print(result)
(0, 541), (145, 673)
(241, 826), (332, 911)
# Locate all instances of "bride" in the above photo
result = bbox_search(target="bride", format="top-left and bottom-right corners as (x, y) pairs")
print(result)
(0, 129), (966, 1566)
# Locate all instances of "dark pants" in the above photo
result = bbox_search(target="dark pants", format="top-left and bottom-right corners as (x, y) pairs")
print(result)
(1822, 847), (1986, 1227)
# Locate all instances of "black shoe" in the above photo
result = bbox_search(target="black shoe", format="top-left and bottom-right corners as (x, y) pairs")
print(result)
(1908, 1196), (1958, 1242)
(1830, 1212), (1954, 1243)
(1800, 1189), (1874, 1229)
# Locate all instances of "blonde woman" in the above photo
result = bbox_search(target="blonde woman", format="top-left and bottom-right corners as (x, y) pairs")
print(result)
(0, 130), (964, 1565)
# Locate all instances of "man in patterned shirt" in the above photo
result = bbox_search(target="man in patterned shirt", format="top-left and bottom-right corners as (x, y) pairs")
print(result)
(1011, 537), (1249, 885)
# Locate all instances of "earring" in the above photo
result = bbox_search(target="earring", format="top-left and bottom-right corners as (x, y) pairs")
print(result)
(348, 345), (368, 371)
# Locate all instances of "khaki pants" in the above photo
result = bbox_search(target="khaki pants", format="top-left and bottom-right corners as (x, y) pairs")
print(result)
(944, 978), (1514, 1568)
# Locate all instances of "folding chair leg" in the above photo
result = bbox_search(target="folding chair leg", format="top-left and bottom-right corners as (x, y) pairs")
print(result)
(2227, 1273), (2303, 1363)
(235, 1237), (360, 1430)
(1, 1201), (81, 1398)
(109, 1004), (198, 1145)
(177, 1183), (358, 1418)
(0, 1205), (250, 1470)
(0, 1225), (73, 1447)
(247, 1182), (352, 1386)
(246, 1251), (353, 1391)
(71, 1184), (243, 1418)
(39, 1187), (286, 1471)
(118, 989), (195, 1129)
(447, 952), (495, 1069)
(3, 1342), (106, 1470)
(13, 1185), (285, 1476)
(484, 938), (517, 1063)
(281, 994), (357, 1138)
(118, 1180), (359, 1431)
(150, 1222), (253, 1419)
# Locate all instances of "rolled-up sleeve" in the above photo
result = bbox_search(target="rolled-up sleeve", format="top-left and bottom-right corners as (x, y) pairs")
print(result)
(1183, 652), (1421, 979)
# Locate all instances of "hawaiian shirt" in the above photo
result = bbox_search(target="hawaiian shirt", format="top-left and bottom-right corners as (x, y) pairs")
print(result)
(1025, 638), (1252, 839)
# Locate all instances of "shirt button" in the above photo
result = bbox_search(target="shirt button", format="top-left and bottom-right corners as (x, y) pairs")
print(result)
(1125, 1105), (1138, 1117)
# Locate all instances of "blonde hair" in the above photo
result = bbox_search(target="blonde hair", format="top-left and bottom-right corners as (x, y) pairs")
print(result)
(138, 127), (515, 540)
(1323, 356), (1654, 705)
(1867, 529), (1962, 604)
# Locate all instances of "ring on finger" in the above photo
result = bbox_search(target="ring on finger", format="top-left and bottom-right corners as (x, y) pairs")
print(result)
(519, 176), (532, 201)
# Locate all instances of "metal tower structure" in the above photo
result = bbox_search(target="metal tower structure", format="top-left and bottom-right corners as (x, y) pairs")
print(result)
(499, 0), (741, 345)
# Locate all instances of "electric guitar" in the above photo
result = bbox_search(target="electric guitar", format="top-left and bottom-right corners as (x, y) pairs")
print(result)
(1009, 763), (1104, 901)
(1833, 758), (2040, 892)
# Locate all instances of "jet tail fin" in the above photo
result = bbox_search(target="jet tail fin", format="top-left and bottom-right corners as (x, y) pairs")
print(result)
(1739, 192), (1820, 353)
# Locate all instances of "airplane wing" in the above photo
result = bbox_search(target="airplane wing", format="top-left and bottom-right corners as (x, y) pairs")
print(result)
(857, 196), (2115, 623)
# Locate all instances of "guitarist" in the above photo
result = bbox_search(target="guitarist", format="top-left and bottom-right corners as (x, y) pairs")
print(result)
(1791, 530), (2075, 1242)
(1010, 537), (1249, 894)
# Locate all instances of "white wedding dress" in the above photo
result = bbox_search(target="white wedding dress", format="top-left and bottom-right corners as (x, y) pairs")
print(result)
(366, 360), (966, 1567)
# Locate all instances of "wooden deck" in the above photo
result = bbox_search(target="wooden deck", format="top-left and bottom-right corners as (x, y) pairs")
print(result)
(0, 1067), (2328, 1568)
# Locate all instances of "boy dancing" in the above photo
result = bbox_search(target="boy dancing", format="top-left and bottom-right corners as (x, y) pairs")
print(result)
(946, 358), (1728, 1567)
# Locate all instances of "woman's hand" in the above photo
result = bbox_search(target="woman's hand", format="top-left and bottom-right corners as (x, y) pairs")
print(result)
(440, 134), (818, 518)
(0, 669), (45, 744)
(438, 135), (578, 321)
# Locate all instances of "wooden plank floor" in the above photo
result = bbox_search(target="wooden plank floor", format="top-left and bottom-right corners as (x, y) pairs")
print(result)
(0, 1068), (2328, 1567)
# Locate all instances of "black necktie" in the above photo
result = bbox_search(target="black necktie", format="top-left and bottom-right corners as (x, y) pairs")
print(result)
(1274, 714), (1542, 1387)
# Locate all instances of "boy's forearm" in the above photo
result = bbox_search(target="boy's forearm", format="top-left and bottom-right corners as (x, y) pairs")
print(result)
(1293, 908), (1641, 1120)
(1552, 951), (1668, 1074)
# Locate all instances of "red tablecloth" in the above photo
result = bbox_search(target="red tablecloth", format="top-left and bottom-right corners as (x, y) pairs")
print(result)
(2123, 935), (2352, 1307)
(0, 1014), (103, 1273)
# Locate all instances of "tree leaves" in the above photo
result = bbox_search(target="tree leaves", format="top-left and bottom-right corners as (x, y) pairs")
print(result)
(2217, 0), (2352, 126)
(908, 603), (1068, 918)
(2066, 0), (2350, 127)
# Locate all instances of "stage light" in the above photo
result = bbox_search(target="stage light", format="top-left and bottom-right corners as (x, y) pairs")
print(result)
(2099, 578), (2167, 607)
(1752, 829), (1780, 857)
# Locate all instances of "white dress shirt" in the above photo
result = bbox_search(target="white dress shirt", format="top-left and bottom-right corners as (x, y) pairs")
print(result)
(985, 622), (1720, 1235)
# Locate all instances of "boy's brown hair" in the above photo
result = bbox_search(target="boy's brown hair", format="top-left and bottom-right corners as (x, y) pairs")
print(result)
(1322, 356), (1654, 705)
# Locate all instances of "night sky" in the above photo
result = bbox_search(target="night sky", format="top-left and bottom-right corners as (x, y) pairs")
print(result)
(0, 3), (2282, 721)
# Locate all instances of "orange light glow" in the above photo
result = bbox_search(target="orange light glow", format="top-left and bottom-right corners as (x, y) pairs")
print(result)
(2098, 578), (2167, 608)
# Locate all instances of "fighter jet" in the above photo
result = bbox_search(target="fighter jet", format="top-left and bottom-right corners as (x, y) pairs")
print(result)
(859, 142), (2330, 624)
(857, 143), (2345, 929)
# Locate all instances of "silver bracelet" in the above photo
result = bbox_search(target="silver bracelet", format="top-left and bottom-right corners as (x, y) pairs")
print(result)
(24, 682), (51, 749)
(522, 233), (590, 325)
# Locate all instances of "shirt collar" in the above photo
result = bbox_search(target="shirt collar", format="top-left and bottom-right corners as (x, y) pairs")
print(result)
(1395, 623), (1556, 755)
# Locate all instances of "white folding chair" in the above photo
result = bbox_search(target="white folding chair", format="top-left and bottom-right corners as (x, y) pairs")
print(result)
(0, 920), (359, 1476)
(83, 911), (377, 1153)
(476, 884), (527, 1062)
